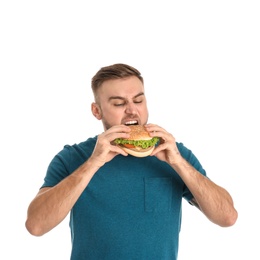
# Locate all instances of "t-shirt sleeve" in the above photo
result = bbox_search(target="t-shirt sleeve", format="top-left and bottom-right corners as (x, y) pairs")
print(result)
(177, 142), (207, 203)
(41, 145), (72, 188)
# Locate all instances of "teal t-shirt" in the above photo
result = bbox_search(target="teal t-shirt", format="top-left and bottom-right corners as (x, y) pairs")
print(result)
(42, 136), (207, 260)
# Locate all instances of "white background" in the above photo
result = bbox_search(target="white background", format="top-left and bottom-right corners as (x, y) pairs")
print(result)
(1, 1), (259, 259)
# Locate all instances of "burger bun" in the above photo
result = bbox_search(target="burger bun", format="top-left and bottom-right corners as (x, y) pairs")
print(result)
(121, 145), (155, 157)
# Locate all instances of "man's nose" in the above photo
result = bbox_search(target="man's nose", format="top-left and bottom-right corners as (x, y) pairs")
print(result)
(125, 103), (137, 114)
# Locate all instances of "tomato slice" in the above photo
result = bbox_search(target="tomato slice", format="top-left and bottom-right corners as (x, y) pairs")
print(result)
(123, 143), (135, 148)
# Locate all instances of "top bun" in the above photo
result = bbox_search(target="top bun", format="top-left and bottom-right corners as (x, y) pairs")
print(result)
(127, 125), (152, 140)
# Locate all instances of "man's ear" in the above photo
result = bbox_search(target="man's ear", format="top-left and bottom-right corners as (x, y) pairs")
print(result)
(91, 102), (102, 120)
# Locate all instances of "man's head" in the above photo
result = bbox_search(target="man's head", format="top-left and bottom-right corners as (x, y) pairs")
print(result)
(91, 63), (149, 130)
(91, 63), (144, 103)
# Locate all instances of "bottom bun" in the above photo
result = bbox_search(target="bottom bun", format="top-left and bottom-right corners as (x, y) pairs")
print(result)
(121, 146), (155, 157)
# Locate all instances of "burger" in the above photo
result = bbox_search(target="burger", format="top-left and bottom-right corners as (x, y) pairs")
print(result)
(114, 125), (159, 157)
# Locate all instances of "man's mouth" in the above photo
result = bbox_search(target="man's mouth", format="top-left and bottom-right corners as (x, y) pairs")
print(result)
(124, 120), (138, 126)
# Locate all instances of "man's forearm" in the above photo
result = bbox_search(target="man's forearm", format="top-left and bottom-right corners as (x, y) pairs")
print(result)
(25, 159), (100, 236)
(170, 157), (238, 227)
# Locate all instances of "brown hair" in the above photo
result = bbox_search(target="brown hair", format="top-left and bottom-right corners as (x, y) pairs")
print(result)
(91, 63), (143, 101)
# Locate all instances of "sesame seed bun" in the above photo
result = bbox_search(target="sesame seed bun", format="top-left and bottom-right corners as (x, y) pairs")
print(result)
(126, 125), (152, 141)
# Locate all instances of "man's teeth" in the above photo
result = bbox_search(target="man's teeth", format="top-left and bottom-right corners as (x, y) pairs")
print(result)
(125, 121), (138, 125)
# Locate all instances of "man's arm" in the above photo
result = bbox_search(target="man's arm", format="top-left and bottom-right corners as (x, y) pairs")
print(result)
(171, 157), (238, 227)
(146, 123), (238, 227)
(25, 125), (131, 236)
(25, 158), (100, 236)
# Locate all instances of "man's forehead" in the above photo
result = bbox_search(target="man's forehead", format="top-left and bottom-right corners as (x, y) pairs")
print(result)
(101, 77), (143, 89)
(99, 79), (144, 98)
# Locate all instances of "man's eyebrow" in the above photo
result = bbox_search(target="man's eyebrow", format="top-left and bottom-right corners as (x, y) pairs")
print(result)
(108, 92), (145, 101)
(108, 96), (125, 101)
(134, 92), (145, 99)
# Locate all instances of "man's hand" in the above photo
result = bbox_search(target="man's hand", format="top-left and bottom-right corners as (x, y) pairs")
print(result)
(89, 125), (131, 168)
(145, 123), (182, 165)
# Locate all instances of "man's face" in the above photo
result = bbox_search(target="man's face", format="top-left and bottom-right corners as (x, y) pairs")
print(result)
(92, 76), (149, 130)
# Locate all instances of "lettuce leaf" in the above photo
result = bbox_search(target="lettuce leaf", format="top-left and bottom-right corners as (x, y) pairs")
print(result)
(114, 137), (159, 149)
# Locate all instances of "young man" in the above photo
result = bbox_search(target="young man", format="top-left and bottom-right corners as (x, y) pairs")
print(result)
(25, 63), (238, 259)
